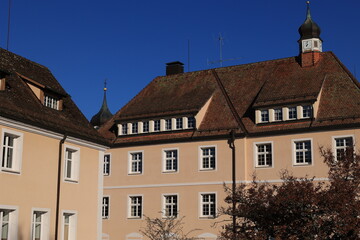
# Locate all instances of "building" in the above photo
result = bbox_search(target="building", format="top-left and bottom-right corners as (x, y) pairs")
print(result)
(99, 3), (360, 240)
(0, 48), (108, 239)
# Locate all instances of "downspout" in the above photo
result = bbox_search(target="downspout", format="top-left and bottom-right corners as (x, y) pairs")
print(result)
(55, 134), (67, 240)
(227, 130), (236, 239)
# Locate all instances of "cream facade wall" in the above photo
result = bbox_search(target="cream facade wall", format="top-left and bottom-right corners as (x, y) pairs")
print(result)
(103, 128), (360, 240)
(0, 117), (106, 240)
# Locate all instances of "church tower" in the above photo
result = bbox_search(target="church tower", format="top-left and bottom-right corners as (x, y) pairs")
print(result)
(90, 80), (113, 129)
(298, 1), (322, 67)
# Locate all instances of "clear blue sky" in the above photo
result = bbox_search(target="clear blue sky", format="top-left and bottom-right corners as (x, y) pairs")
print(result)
(0, 0), (359, 120)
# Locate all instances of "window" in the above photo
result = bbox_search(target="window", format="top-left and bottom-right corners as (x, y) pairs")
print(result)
(31, 210), (50, 240)
(334, 137), (353, 160)
(154, 120), (160, 132)
(62, 212), (76, 240)
(260, 110), (269, 122)
(122, 123), (128, 135)
(129, 152), (143, 174)
(200, 147), (216, 170)
(274, 108), (283, 121)
(103, 154), (110, 176)
(163, 149), (178, 172)
(0, 207), (18, 240)
(1, 130), (23, 173)
(176, 118), (183, 129)
(293, 140), (312, 165)
(102, 197), (110, 219)
(200, 193), (216, 218)
(302, 105), (312, 118)
(44, 95), (59, 110)
(188, 117), (196, 128)
(255, 143), (272, 167)
(64, 147), (80, 182)
(129, 196), (142, 218)
(132, 123), (138, 134)
(165, 119), (172, 131)
(288, 107), (297, 120)
(143, 121), (149, 133)
(163, 195), (178, 218)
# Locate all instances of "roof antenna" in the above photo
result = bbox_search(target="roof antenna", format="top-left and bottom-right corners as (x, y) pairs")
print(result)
(207, 33), (242, 67)
(7, 0), (12, 50)
(187, 39), (190, 72)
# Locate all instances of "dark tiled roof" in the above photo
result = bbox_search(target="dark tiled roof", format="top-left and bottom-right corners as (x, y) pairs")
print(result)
(0, 48), (107, 145)
(100, 52), (360, 144)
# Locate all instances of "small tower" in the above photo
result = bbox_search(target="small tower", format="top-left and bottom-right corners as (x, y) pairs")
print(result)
(298, 1), (322, 67)
(90, 80), (113, 129)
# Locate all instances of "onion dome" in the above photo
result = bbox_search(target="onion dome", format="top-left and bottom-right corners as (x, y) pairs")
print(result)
(90, 81), (113, 128)
(298, 1), (321, 41)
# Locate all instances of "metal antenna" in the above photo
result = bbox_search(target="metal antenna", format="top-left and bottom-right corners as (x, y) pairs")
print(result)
(7, 0), (12, 50)
(208, 33), (242, 67)
(188, 39), (190, 72)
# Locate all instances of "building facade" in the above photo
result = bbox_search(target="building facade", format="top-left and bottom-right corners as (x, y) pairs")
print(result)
(0, 49), (107, 240)
(99, 4), (360, 240)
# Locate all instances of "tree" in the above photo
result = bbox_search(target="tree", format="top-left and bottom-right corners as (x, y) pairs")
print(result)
(219, 147), (360, 240)
(140, 214), (200, 240)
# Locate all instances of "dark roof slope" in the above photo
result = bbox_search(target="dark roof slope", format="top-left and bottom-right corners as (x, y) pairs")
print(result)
(100, 52), (360, 145)
(0, 48), (107, 145)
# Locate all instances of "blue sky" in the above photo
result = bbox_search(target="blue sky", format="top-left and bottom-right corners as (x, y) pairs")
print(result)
(0, 0), (359, 120)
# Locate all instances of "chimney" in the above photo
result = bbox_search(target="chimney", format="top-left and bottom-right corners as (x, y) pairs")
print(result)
(166, 61), (184, 75)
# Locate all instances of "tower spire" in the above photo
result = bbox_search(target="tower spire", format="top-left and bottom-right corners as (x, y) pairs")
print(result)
(306, 1), (311, 20)
(90, 79), (113, 129)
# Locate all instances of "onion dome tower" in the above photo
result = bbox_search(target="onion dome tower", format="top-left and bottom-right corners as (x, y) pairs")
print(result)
(298, 1), (322, 67)
(90, 80), (113, 129)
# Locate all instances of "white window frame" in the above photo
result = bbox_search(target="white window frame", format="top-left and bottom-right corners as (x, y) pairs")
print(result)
(162, 194), (179, 218)
(63, 145), (80, 183)
(154, 120), (161, 132)
(176, 118), (183, 129)
(332, 135), (355, 161)
(199, 145), (217, 171)
(162, 148), (179, 173)
(30, 208), (50, 240)
(1, 129), (23, 174)
(301, 105), (312, 118)
(187, 116), (196, 129)
(260, 109), (269, 123)
(61, 211), (77, 240)
(142, 121), (149, 133)
(0, 205), (18, 240)
(121, 123), (128, 135)
(292, 138), (313, 166)
(165, 119), (172, 131)
(199, 193), (216, 219)
(102, 196), (110, 219)
(254, 141), (274, 168)
(131, 122), (138, 134)
(288, 106), (297, 120)
(44, 95), (59, 110)
(103, 153), (111, 176)
(128, 195), (143, 219)
(128, 151), (143, 175)
(274, 108), (283, 121)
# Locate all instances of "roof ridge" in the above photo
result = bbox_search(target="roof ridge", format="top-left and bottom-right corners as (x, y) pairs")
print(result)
(0, 48), (50, 71)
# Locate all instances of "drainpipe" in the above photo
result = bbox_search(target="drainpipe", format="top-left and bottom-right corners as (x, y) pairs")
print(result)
(227, 130), (236, 239)
(55, 134), (67, 240)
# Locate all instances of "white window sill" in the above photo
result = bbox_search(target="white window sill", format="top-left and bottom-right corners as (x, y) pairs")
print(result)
(64, 178), (79, 183)
(1, 168), (21, 174)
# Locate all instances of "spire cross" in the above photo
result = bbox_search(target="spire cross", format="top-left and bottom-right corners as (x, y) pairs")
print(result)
(104, 78), (107, 91)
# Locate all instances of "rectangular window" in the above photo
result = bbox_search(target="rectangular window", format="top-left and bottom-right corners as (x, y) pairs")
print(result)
(154, 120), (160, 132)
(260, 110), (269, 122)
(122, 123), (128, 135)
(165, 119), (172, 131)
(129, 196), (142, 218)
(143, 121), (149, 133)
(163, 195), (178, 218)
(176, 118), (183, 129)
(274, 108), (283, 121)
(132, 123), (138, 134)
(302, 105), (312, 118)
(187, 117), (196, 128)
(200, 193), (216, 218)
(200, 147), (216, 170)
(288, 107), (297, 120)
(294, 140), (312, 165)
(62, 212), (76, 240)
(256, 143), (272, 167)
(64, 147), (79, 182)
(31, 210), (50, 240)
(0, 208), (17, 240)
(102, 197), (110, 219)
(163, 149), (178, 172)
(1, 130), (23, 173)
(129, 152), (143, 174)
(335, 137), (353, 160)
(44, 95), (59, 110)
(103, 154), (110, 176)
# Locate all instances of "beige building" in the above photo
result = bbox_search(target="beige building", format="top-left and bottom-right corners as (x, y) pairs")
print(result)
(99, 5), (360, 240)
(0, 49), (108, 240)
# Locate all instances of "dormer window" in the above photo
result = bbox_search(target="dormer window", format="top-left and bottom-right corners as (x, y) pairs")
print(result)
(44, 95), (59, 110)
(165, 119), (172, 131)
(122, 124), (128, 135)
(288, 107), (297, 120)
(188, 117), (196, 128)
(176, 118), (183, 129)
(260, 110), (269, 122)
(274, 108), (283, 121)
(302, 105), (312, 118)
(154, 120), (160, 132)
(132, 123), (138, 134)
(143, 121), (149, 133)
